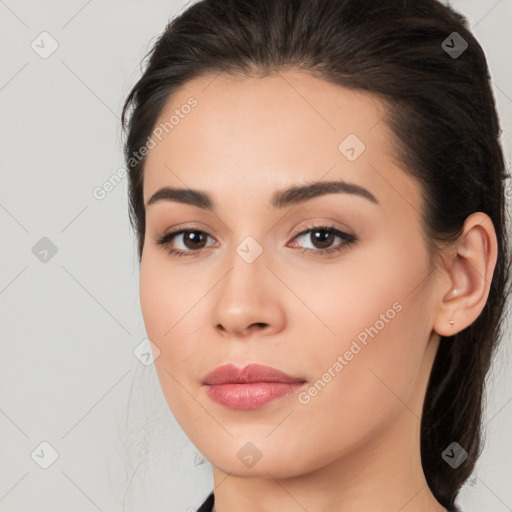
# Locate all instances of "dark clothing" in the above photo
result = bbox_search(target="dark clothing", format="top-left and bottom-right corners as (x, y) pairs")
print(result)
(197, 491), (214, 512)
(197, 491), (463, 511)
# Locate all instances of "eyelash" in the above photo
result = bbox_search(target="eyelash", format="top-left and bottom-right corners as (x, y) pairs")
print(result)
(155, 223), (357, 258)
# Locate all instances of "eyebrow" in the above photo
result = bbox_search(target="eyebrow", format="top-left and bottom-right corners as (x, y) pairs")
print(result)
(145, 179), (379, 210)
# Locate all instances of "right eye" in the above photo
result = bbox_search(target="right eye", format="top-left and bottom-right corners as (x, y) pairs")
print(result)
(155, 228), (217, 257)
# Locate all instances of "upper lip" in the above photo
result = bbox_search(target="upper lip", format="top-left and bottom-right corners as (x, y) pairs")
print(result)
(201, 363), (306, 385)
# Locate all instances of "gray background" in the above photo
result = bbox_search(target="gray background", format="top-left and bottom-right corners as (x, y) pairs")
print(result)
(1, 0), (511, 510)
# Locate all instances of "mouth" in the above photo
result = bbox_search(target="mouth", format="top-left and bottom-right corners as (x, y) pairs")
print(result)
(201, 363), (307, 410)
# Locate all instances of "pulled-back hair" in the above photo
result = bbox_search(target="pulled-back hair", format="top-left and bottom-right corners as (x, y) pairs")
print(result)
(121, 1), (511, 508)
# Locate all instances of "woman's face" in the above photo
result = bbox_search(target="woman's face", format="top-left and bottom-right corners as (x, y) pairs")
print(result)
(139, 69), (444, 478)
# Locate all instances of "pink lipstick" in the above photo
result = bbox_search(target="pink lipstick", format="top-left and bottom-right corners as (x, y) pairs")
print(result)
(201, 363), (306, 410)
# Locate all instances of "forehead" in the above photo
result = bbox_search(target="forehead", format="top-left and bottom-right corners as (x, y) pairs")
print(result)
(142, 69), (419, 213)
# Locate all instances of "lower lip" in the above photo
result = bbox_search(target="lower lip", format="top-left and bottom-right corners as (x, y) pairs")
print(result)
(203, 382), (305, 410)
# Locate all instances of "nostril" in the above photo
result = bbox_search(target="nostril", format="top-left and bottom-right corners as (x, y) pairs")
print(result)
(250, 322), (268, 330)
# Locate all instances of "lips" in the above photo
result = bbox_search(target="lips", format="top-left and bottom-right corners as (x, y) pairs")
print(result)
(201, 363), (306, 385)
(201, 363), (307, 410)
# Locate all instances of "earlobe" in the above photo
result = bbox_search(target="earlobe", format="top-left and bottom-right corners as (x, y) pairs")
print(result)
(433, 212), (498, 337)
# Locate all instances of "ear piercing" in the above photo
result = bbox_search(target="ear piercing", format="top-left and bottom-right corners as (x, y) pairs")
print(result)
(449, 320), (454, 326)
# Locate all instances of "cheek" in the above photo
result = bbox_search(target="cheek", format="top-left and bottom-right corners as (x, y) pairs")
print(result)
(283, 297), (429, 471)
(139, 246), (196, 337)
(305, 310), (425, 441)
(273, 231), (428, 346)
(139, 256), (207, 427)
(139, 257), (167, 342)
(290, 245), (431, 437)
(139, 252), (199, 368)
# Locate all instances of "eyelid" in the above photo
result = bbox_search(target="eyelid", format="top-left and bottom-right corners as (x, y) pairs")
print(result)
(287, 223), (356, 252)
(156, 219), (353, 244)
(159, 221), (219, 240)
(156, 225), (218, 249)
(290, 219), (354, 239)
(155, 219), (357, 260)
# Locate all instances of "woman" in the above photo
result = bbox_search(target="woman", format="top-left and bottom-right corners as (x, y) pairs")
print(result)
(120, 0), (511, 510)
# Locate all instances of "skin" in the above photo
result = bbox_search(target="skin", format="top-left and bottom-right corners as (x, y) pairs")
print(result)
(139, 69), (497, 512)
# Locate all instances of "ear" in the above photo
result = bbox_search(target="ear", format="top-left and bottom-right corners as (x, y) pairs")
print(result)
(433, 212), (498, 337)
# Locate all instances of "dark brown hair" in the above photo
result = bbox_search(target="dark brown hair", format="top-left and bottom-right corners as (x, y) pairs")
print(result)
(121, 0), (511, 509)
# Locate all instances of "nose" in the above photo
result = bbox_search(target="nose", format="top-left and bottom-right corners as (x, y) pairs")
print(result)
(211, 250), (285, 338)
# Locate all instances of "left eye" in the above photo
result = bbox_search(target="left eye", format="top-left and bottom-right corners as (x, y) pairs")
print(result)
(289, 224), (356, 255)
(155, 224), (356, 257)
